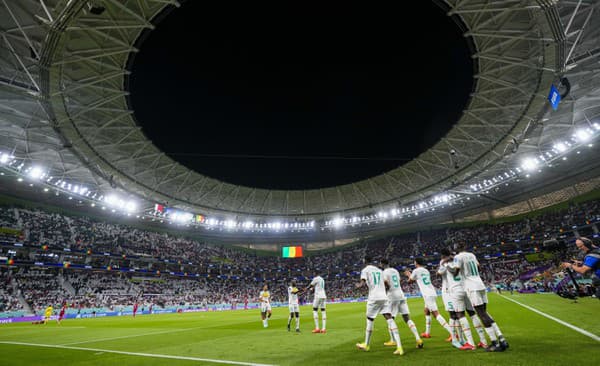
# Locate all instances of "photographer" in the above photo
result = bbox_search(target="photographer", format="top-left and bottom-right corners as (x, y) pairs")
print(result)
(560, 237), (600, 299)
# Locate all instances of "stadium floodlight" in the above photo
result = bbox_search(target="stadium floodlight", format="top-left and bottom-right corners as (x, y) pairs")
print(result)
(574, 129), (591, 142)
(206, 218), (217, 226)
(553, 142), (567, 153)
(104, 195), (117, 206)
(28, 166), (44, 180)
(272, 222), (282, 230)
(332, 217), (344, 228)
(243, 221), (254, 229)
(0, 153), (10, 164)
(80, 187), (88, 195)
(224, 220), (236, 229)
(520, 157), (539, 172)
(125, 201), (137, 213)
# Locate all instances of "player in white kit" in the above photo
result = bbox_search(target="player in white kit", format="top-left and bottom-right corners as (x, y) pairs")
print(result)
(449, 243), (509, 352)
(439, 248), (489, 350)
(355, 256), (404, 355)
(259, 284), (272, 328)
(287, 279), (301, 332)
(404, 257), (453, 340)
(380, 258), (424, 349)
(307, 274), (327, 333)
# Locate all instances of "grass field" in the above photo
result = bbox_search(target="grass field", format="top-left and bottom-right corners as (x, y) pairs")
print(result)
(1, 293), (598, 366)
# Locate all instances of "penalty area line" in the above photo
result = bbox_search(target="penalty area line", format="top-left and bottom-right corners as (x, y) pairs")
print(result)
(0, 341), (277, 366)
(498, 294), (600, 342)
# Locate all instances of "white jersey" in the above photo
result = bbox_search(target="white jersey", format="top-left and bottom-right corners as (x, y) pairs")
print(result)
(410, 266), (437, 297)
(360, 264), (388, 301)
(438, 261), (464, 294)
(310, 276), (327, 299)
(259, 290), (271, 304)
(383, 267), (405, 301)
(451, 252), (486, 291)
(287, 286), (299, 305)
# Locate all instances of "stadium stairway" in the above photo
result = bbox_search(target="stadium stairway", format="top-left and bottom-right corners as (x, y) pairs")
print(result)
(58, 273), (76, 296)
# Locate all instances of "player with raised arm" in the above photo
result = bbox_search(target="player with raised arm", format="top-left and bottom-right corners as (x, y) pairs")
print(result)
(259, 284), (272, 328)
(287, 280), (301, 332)
(307, 274), (327, 333)
(355, 256), (404, 355)
(449, 243), (509, 352)
(439, 248), (489, 350)
(381, 258), (423, 349)
(404, 257), (453, 340)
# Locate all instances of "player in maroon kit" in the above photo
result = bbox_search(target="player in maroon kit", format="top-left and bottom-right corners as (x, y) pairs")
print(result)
(133, 302), (139, 318)
(57, 302), (67, 325)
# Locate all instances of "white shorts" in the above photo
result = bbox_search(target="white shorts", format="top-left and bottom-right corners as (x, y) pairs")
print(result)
(423, 295), (438, 312)
(381, 299), (409, 317)
(312, 298), (326, 309)
(366, 299), (387, 318)
(446, 290), (467, 312)
(466, 289), (488, 307)
(260, 303), (271, 313)
(288, 304), (299, 313)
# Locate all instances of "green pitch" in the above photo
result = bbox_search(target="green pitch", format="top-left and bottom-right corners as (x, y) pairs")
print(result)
(1, 293), (598, 366)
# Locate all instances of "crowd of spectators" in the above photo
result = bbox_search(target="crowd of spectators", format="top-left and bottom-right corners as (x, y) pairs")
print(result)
(0, 198), (597, 315)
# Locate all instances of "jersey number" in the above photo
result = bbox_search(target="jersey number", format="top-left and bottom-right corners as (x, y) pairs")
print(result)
(421, 274), (431, 285)
(391, 274), (400, 288)
(468, 261), (479, 276)
(373, 272), (381, 285)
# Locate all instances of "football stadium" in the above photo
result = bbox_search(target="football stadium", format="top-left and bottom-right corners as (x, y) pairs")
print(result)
(1, 1), (600, 365)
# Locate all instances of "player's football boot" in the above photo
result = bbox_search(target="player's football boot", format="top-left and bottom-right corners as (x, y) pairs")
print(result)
(295, 328), (301, 333)
(393, 346), (404, 355)
(485, 341), (505, 352)
(287, 324), (290, 332)
(452, 340), (463, 349)
(499, 339), (509, 350)
(320, 329), (327, 334)
(311, 328), (321, 333)
(356, 343), (370, 351)
(420, 332), (431, 338)
(477, 341), (488, 349)
(383, 340), (396, 347)
(416, 339), (424, 349)
(459, 343), (476, 351)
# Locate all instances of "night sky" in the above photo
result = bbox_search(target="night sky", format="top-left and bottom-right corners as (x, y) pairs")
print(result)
(129, 1), (473, 190)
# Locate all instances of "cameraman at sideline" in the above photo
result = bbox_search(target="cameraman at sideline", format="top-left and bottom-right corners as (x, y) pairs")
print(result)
(560, 237), (600, 298)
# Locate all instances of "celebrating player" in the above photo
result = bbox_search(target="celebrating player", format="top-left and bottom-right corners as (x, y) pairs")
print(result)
(356, 256), (404, 355)
(259, 284), (272, 328)
(439, 248), (488, 350)
(404, 257), (453, 340)
(287, 280), (301, 332)
(307, 274), (327, 333)
(449, 243), (509, 352)
(380, 258), (423, 349)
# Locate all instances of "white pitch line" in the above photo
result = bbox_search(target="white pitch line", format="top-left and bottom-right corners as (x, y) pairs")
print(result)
(61, 326), (203, 346)
(498, 294), (600, 342)
(0, 341), (277, 366)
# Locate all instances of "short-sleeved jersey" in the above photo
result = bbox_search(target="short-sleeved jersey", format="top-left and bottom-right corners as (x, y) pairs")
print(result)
(438, 261), (464, 294)
(451, 252), (486, 291)
(310, 276), (327, 299)
(259, 290), (271, 304)
(410, 266), (437, 297)
(288, 286), (299, 305)
(583, 252), (600, 278)
(44, 306), (53, 316)
(360, 264), (388, 301)
(383, 267), (405, 301)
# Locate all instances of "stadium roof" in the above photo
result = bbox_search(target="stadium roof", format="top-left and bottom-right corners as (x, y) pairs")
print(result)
(1, 0), (600, 234)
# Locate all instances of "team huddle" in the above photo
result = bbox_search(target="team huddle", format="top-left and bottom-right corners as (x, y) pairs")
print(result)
(261, 246), (509, 356)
